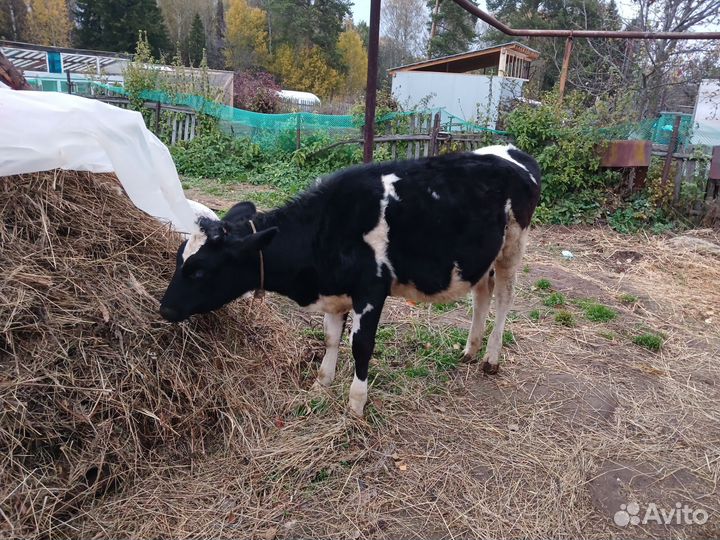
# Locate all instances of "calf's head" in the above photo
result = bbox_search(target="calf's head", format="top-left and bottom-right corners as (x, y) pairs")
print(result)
(159, 202), (277, 322)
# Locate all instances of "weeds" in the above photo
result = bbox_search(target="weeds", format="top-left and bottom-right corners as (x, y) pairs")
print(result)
(544, 292), (566, 307)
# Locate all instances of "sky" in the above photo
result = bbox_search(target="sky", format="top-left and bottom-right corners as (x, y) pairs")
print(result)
(351, 0), (718, 29)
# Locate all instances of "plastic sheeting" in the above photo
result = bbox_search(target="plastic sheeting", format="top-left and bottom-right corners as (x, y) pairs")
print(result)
(0, 88), (201, 233)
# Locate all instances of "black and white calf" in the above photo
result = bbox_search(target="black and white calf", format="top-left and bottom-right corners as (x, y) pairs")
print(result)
(160, 145), (541, 416)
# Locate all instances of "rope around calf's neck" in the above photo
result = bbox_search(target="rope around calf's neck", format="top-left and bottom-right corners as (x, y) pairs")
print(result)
(247, 220), (265, 303)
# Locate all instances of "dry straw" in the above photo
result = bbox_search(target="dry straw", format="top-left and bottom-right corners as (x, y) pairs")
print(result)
(2, 171), (719, 539)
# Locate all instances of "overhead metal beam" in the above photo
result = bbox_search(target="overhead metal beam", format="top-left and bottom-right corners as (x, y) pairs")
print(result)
(450, 0), (720, 39)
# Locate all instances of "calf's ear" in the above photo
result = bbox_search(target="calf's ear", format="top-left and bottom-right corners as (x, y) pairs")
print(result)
(225, 201), (257, 223)
(242, 227), (278, 251)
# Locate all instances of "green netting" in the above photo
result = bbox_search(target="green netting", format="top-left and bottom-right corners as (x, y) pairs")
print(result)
(89, 82), (506, 147)
(599, 113), (716, 147)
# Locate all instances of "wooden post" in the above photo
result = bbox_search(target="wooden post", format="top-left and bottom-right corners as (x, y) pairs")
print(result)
(430, 112), (441, 156)
(66, 71), (72, 94)
(0, 49), (32, 90)
(498, 50), (507, 77)
(558, 36), (574, 102)
(661, 114), (682, 188)
(154, 101), (161, 134)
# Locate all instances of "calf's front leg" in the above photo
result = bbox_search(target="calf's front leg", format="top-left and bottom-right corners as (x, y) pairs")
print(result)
(348, 295), (386, 416)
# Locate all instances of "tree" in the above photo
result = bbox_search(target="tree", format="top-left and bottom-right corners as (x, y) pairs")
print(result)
(337, 25), (368, 97)
(381, 0), (428, 64)
(272, 43), (341, 98)
(356, 20), (369, 49)
(0, 0), (28, 41)
(264, 0), (351, 67)
(207, 0), (226, 69)
(483, 0), (624, 96)
(74, 0), (170, 56)
(426, 0), (477, 57)
(225, 0), (269, 69)
(26, 0), (72, 46)
(629, 0), (720, 117)
(186, 13), (206, 66)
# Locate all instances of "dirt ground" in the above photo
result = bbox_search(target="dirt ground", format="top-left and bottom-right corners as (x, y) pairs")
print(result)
(59, 183), (719, 539)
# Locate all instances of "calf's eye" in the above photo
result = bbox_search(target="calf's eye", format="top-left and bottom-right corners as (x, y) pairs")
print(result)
(191, 269), (205, 280)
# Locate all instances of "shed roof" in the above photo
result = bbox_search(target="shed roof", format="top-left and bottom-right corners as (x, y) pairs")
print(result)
(389, 42), (540, 74)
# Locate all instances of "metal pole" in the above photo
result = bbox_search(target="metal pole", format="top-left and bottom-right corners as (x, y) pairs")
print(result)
(558, 36), (573, 102)
(363, 0), (381, 163)
(661, 114), (682, 186)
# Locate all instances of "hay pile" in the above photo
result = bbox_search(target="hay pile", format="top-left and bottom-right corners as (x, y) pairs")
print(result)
(0, 171), (305, 538)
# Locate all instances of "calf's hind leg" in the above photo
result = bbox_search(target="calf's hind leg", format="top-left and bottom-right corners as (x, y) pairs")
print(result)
(315, 312), (348, 387)
(462, 270), (494, 362)
(482, 224), (528, 375)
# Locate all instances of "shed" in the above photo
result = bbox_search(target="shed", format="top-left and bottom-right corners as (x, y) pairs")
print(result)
(389, 42), (539, 128)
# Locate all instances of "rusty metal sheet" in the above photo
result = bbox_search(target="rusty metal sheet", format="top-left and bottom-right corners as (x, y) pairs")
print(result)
(598, 140), (651, 168)
(710, 146), (720, 181)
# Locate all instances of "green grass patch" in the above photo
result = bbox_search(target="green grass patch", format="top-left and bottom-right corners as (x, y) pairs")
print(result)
(583, 303), (617, 322)
(503, 330), (516, 346)
(523, 265), (531, 273)
(535, 278), (552, 290)
(529, 309), (541, 322)
(430, 301), (463, 313)
(632, 332), (664, 351)
(544, 292), (566, 307)
(403, 365), (430, 378)
(374, 326), (398, 360)
(292, 396), (329, 417)
(413, 325), (468, 371)
(302, 327), (325, 341)
(554, 310), (575, 326)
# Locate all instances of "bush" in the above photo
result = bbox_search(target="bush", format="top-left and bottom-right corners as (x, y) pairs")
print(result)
(506, 92), (618, 207)
(171, 129), (262, 181)
(233, 70), (281, 113)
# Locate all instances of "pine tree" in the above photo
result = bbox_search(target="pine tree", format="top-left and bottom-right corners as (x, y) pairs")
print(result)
(207, 0), (226, 69)
(74, 0), (170, 56)
(426, 0), (477, 57)
(186, 13), (206, 67)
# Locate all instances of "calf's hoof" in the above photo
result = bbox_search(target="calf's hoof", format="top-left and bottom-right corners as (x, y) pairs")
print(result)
(482, 361), (500, 375)
(460, 352), (476, 363)
(347, 403), (365, 418)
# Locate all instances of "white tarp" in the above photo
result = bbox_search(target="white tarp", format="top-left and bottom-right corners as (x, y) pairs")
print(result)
(0, 88), (201, 233)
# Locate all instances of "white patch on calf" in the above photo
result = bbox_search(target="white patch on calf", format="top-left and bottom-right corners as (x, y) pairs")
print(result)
(182, 231), (207, 263)
(348, 374), (368, 416)
(350, 303), (374, 346)
(474, 144), (537, 184)
(305, 294), (353, 314)
(364, 173), (400, 277)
